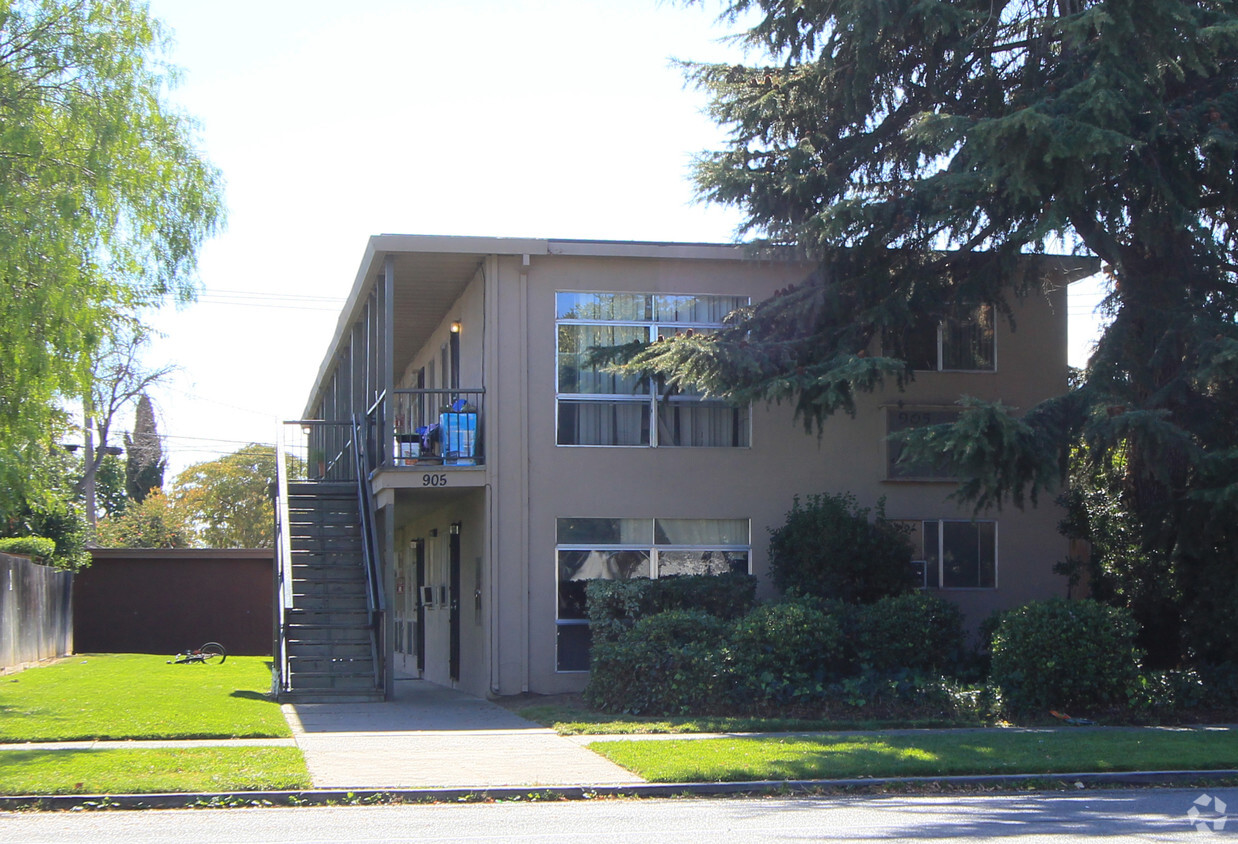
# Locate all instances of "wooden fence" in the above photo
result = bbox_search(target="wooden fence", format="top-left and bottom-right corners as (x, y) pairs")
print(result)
(0, 553), (73, 671)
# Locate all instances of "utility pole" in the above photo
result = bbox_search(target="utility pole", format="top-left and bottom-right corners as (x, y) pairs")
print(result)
(83, 415), (96, 527)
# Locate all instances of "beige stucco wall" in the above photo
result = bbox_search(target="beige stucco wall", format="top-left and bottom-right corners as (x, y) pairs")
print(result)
(510, 252), (1070, 694)
(384, 246), (1072, 697)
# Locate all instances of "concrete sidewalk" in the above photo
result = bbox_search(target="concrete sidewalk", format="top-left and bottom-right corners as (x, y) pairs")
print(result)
(281, 678), (644, 790)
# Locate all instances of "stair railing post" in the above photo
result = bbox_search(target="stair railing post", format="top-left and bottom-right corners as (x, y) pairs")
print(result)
(273, 424), (295, 696)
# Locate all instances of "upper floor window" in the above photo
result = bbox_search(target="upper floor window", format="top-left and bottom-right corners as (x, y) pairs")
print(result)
(886, 407), (960, 480)
(887, 304), (995, 371)
(555, 292), (750, 447)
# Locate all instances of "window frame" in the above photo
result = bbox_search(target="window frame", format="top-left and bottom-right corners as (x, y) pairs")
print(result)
(888, 304), (997, 373)
(554, 516), (751, 673)
(901, 518), (998, 590)
(555, 291), (751, 448)
(885, 406), (961, 481)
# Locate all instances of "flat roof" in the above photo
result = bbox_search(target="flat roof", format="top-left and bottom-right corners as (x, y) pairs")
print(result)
(303, 234), (1099, 417)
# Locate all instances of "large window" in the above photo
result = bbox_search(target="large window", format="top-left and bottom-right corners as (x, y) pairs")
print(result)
(886, 408), (960, 480)
(555, 517), (750, 671)
(556, 292), (750, 447)
(903, 519), (997, 589)
(887, 304), (995, 371)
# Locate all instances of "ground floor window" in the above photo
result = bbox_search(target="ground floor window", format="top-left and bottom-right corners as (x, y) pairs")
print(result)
(555, 516), (750, 672)
(903, 519), (997, 589)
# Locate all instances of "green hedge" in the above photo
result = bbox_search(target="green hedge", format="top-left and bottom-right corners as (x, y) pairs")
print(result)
(990, 599), (1144, 713)
(727, 600), (844, 705)
(855, 592), (965, 674)
(0, 536), (56, 563)
(586, 573), (757, 644)
(584, 609), (728, 714)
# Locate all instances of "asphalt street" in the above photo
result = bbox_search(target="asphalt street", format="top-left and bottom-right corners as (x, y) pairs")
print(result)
(1, 787), (1233, 842)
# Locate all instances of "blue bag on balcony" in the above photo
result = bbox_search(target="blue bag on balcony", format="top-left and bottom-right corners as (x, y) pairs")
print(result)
(440, 411), (477, 465)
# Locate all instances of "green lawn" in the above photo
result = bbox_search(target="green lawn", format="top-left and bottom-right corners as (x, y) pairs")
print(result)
(0, 654), (290, 742)
(0, 654), (309, 796)
(0, 748), (310, 795)
(516, 703), (977, 736)
(590, 728), (1238, 782)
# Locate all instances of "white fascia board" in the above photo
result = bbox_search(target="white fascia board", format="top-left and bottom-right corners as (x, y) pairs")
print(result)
(546, 239), (749, 261)
(371, 233), (550, 256)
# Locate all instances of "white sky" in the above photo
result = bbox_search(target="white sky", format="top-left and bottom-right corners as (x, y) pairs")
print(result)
(134, 0), (1107, 477)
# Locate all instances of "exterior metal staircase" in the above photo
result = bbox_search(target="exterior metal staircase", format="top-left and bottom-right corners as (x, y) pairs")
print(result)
(281, 483), (381, 701)
(274, 417), (386, 703)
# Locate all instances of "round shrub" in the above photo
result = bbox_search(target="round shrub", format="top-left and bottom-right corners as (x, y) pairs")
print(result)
(990, 599), (1144, 714)
(856, 592), (965, 675)
(727, 600), (844, 705)
(768, 493), (914, 603)
(584, 609), (728, 715)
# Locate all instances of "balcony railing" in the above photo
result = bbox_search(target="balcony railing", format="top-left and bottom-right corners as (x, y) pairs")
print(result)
(279, 419), (355, 482)
(389, 388), (484, 468)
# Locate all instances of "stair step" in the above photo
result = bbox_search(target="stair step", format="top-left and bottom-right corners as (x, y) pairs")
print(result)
(293, 579), (367, 594)
(288, 610), (371, 624)
(292, 588), (368, 602)
(291, 533), (361, 544)
(291, 577), (366, 590)
(293, 596), (368, 612)
(286, 627), (372, 644)
(284, 662), (373, 674)
(290, 553), (364, 565)
(279, 689), (385, 703)
(286, 641), (372, 659)
(283, 676), (382, 692)
(288, 655), (374, 672)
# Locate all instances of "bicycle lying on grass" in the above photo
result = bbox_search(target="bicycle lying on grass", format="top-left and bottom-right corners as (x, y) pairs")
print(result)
(167, 642), (227, 665)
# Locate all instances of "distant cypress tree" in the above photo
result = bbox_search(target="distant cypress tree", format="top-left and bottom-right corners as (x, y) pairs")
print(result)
(124, 393), (165, 504)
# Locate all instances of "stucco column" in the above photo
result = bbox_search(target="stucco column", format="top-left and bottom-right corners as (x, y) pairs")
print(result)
(377, 492), (397, 699)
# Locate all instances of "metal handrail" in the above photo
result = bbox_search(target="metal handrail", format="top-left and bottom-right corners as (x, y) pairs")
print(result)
(352, 412), (386, 692)
(273, 427), (295, 695)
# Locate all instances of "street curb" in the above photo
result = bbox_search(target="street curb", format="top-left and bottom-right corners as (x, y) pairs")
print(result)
(3, 769), (1237, 811)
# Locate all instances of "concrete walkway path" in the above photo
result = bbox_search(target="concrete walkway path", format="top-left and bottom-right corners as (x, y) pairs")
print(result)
(282, 678), (644, 790)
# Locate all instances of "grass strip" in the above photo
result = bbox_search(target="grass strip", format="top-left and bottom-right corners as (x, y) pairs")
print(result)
(0, 748), (310, 795)
(517, 704), (977, 736)
(589, 729), (1238, 782)
(0, 654), (289, 742)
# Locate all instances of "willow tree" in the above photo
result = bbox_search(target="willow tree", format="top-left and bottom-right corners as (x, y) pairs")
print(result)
(0, 1), (224, 519)
(633, 1), (1238, 662)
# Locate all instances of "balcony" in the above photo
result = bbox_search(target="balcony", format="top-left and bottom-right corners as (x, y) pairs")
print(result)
(388, 388), (484, 469)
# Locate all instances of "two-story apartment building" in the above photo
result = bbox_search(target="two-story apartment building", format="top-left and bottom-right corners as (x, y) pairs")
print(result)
(276, 234), (1094, 701)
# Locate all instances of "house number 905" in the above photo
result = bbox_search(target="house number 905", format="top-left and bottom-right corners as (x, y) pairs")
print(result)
(422, 473), (448, 487)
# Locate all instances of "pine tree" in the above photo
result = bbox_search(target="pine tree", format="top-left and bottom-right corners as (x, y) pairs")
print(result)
(125, 394), (165, 504)
(636, 0), (1238, 662)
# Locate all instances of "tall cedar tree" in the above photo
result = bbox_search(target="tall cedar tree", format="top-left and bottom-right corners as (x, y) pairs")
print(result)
(628, 0), (1238, 662)
(125, 393), (164, 503)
